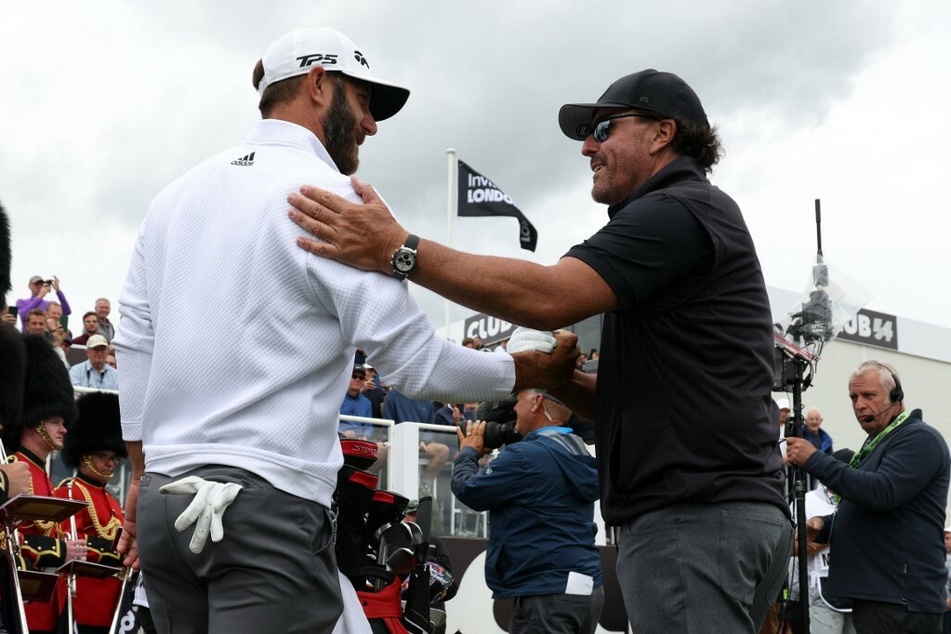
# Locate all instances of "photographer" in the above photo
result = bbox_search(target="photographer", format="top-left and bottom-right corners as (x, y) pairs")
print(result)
(451, 390), (603, 633)
(15, 275), (71, 332)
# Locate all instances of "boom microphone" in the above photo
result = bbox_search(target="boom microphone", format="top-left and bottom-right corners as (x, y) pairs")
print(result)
(860, 400), (899, 423)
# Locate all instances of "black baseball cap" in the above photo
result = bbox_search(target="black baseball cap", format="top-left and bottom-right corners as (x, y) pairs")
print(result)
(558, 69), (708, 141)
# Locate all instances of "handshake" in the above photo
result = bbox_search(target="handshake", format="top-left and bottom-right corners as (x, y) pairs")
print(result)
(504, 327), (581, 394)
(506, 327), (558, 354)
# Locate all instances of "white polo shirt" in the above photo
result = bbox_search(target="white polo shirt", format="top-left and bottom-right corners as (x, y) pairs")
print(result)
(114, 120), (515, 505)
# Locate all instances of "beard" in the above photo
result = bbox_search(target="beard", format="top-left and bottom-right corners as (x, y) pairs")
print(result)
(323, 86), (360, 176)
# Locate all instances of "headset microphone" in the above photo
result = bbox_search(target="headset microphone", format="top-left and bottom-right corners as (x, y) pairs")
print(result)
(857, 363), (905, 424)
(860, 399), (899, 424)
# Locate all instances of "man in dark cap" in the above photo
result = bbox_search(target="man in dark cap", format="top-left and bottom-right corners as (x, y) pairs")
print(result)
(3, 335), (86, 633)
(287, 68), (791, 632)
(54, 392), (127, 633)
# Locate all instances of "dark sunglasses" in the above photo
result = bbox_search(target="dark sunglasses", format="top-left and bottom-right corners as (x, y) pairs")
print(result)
(592, 113), (656, 142)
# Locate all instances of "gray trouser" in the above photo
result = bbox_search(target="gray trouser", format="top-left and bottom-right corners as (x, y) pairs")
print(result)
(138, 466), (342, 634)
(616, 501), (792, 633)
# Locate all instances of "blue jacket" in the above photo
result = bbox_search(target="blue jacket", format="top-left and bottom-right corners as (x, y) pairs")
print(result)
(803, 427), (834, 455)
(451, 427), (602, 598)
(806, 410), (950, 612)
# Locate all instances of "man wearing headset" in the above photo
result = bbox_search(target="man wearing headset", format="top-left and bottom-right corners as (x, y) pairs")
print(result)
(786, 361), (951, 633)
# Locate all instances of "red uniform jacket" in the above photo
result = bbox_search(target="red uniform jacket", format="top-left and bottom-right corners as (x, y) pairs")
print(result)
(54, 472), (124, 628)
(10, 449), (68, 632)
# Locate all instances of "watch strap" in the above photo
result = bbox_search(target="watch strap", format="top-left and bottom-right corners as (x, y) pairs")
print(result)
(391, 234), (420, 280)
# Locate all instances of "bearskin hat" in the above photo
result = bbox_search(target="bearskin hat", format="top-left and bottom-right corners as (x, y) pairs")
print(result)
(0, 324), (25, 441)
(61, 392), (125, 469)
(0, 201), (25, 450)
(1, 201), (11, 296)
(1, 335), (78, 452)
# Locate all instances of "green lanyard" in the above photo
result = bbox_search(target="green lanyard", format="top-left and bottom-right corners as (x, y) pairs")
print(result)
(849, 411), (910, 468)
(832, 411), (909, 505)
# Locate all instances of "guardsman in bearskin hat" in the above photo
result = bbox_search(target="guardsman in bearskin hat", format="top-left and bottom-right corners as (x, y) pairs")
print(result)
(53, 392), (126, 633)
(0, 326), (31, 503)
(0, 202), (32, 502)
(1, 201), (48, 633)
(3, 335), (86, 634)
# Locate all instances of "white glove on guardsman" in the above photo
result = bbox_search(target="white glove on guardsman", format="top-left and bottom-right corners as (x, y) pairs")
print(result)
(505, 327), (557, 354)
(159, 476), (242, 554)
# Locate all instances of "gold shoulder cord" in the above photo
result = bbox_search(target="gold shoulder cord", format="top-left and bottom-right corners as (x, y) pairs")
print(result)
(13, 456), (57, 533)
(73, 479), (122, 540)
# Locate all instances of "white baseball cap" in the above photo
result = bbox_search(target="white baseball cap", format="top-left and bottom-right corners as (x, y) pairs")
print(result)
(85, 334), (109, 349)
(258, 28), (410, 121)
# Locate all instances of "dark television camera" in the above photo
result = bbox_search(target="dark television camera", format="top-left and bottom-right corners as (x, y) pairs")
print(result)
(462, 398), (521, 449)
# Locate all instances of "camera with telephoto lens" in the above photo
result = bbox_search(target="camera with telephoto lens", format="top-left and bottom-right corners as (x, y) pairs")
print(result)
(459, 398), (521, 449)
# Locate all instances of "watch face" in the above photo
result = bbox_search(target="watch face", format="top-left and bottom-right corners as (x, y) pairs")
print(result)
(394, 249), (416, 273)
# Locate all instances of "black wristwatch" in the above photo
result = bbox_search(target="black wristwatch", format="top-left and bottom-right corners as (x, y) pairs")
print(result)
(391, 234), (420, 280)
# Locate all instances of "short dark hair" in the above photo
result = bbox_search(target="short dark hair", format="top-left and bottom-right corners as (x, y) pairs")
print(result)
(253, 59), (305, 117)
(671, 118), (722, 173)
(253, 61), (347, 118)
(83, 311), (97, 321)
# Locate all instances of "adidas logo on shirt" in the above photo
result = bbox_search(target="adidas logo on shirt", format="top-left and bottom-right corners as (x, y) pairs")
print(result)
(231, 151), (255, 166)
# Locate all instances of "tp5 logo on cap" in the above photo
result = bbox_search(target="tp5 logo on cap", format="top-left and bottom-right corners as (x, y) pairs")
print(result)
(296, 53), (339, 68)
(258, 27), (409, 121)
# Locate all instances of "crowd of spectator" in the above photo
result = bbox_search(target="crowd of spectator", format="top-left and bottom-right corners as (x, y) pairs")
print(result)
(3, 274), (120, 391)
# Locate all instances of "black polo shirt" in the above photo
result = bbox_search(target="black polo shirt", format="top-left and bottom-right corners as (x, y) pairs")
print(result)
(566, 157), (787, 524)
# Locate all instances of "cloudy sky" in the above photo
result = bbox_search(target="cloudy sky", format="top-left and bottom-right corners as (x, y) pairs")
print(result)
(3, 1), (950, 334)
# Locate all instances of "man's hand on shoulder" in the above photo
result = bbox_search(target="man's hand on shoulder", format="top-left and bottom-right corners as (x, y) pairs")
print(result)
(289, 176), (404, 275)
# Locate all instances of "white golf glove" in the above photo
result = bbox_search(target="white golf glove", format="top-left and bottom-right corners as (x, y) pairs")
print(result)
(159, 476), (242, 554)
(505, 327), (557, 354)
